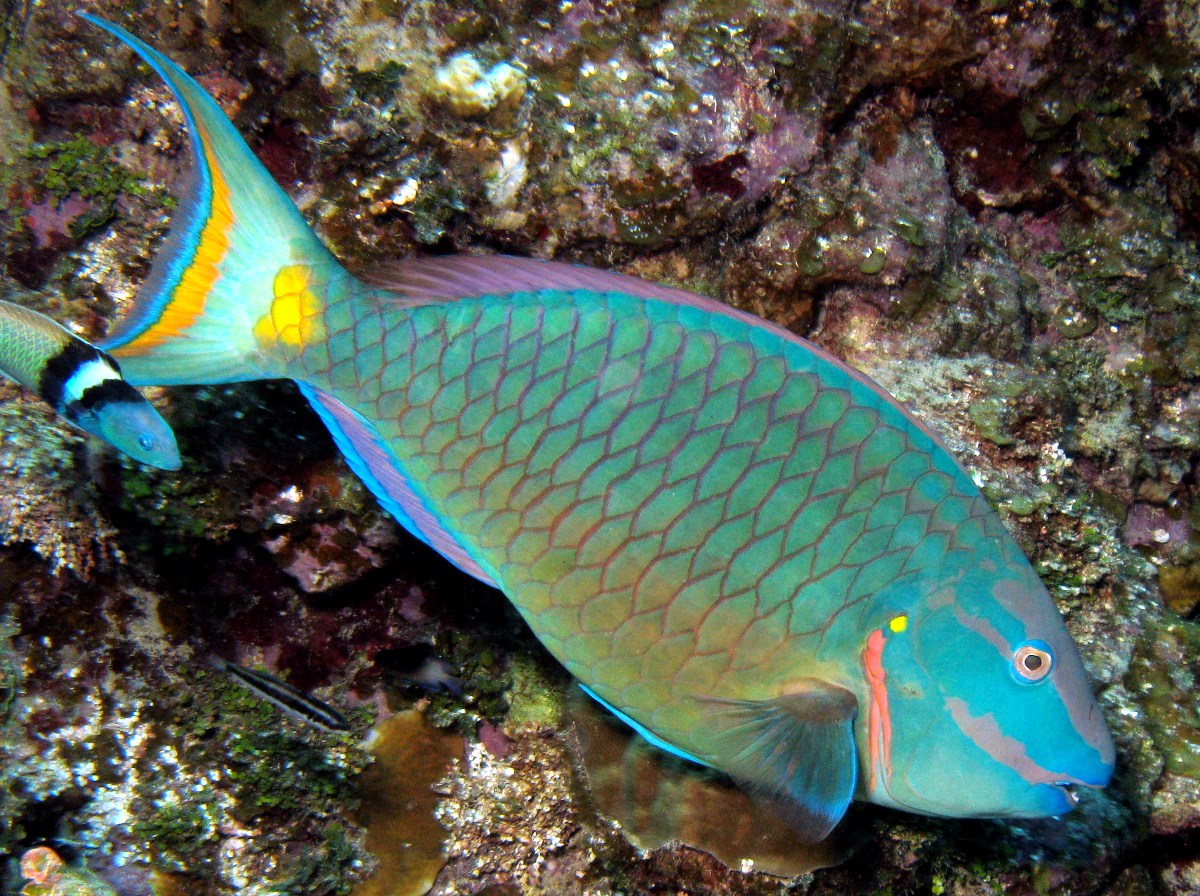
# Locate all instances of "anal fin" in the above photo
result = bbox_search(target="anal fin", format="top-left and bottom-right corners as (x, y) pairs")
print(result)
(297, 383), (497, 587)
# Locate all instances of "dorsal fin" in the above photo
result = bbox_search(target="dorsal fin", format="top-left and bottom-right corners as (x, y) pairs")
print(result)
(366, 254), (958, 461)
(365, 255), (715, 306)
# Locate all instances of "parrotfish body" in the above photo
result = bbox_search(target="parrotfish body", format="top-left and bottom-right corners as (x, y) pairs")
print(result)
(0, 298), (179, 469)
(75, 16), (1113, 838)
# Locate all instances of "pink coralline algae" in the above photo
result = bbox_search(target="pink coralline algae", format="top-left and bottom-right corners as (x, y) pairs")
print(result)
(263, 517), (399, 594)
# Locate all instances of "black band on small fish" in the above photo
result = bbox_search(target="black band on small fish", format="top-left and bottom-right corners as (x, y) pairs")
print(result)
(38, 338), (104, 411)
(61, 380), (144, 429)
(76, 377), (142, 411)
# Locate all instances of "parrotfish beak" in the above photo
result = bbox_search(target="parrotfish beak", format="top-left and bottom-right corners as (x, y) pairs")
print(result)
(1024, 706), (1115, 817)
(1029, 776), (1103, 816)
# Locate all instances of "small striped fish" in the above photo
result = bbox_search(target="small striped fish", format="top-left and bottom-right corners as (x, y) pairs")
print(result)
(215, 658), (349, 732)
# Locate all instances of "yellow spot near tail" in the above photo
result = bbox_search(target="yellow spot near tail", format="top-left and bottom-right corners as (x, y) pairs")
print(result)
(889, 614), (908, 634)
(254, 264), (323, 348)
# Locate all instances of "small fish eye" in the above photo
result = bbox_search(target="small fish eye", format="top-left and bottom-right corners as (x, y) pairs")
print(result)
(138, 433), (155, 451)
(1013, 642), (1053, 682)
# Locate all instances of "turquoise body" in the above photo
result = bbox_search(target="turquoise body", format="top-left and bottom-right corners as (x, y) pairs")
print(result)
(76, 16), (1113, 839)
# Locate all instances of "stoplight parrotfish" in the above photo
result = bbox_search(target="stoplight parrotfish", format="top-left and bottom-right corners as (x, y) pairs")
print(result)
(73, 15), (1114, 840)
(0, 298), (179, 469)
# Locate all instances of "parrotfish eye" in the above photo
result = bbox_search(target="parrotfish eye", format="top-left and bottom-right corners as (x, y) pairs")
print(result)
(138, 433), (155, 451)
(1013, 640), (1053, 683)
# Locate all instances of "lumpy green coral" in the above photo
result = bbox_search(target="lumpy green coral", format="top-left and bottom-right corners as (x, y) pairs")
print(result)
(1126, 619), (1200, 780)
(427, 53), (526, 117)
(503, 652), (564, 731)
(22, 137), (144, 237)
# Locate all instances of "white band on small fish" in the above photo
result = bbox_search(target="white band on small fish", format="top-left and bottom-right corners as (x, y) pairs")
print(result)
(62, 356), (122, 403)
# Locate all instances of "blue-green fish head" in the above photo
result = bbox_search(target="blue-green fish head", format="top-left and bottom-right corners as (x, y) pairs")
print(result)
(859, 560), (1115, 819)
(73, 392), (181, 471)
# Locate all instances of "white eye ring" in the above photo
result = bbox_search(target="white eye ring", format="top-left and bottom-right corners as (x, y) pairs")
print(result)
(1014, 643), (1053, 682)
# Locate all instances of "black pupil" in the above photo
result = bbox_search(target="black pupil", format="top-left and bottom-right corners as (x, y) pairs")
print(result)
(1024, 653), (1044, 672)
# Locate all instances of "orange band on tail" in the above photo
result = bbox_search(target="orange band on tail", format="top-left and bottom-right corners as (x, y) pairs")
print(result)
(119, 126), (233, 356)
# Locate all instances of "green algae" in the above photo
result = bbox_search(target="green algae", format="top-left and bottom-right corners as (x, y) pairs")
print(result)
(966, 370), (1040, 448)
(982, 476), (1058, 519)
(132, 796), (223, 875)
(1020, 86), (1082, 142)
(230, 0), (320, 77)
(1078, 95), (1151, 180)
(1048, 190), (1200, 336)
(417, 630), (514, 732)
(1126, 618), (1200, 779)
(121, 663), (373, 887)
(1158, 563), (1200, 617)
(891, 214), (929, 248)
(859, 245), (887, 274)
(117, 460), (229, 556)
(1053, 300), (1100, 339)
(191, 666), (365, 814)
(1043, 343), (1142, 473)
(349, 61), (406, 105)
(271, 822), (365, 896)
(22, 137), (144, 238)
(968, 395), (1017, 447)
(23, 138), (139, 202)
(226, 730), (358, 813)
(504, 652), (564, 730)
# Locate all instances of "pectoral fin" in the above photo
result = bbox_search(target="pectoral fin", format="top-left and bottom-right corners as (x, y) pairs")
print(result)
(706, 679), (859, 842)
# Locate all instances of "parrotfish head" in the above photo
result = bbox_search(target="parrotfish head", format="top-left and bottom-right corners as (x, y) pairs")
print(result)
(857, 558), (1115, 819)
(69, 384), (182, 471)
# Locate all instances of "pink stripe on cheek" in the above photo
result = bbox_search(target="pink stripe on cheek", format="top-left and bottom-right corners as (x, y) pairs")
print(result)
(946, 697), (1086, 786)
(862, 629), (892, 791)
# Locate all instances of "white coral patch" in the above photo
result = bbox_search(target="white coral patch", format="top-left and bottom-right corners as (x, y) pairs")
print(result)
(429, 53), (527, 117)
(486, 143), (528, 209)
